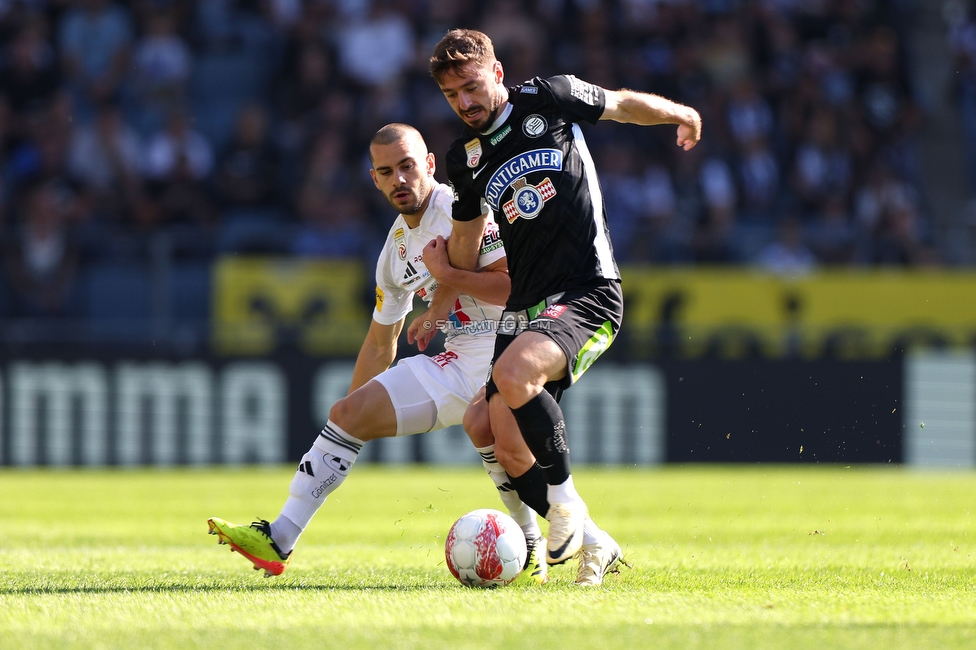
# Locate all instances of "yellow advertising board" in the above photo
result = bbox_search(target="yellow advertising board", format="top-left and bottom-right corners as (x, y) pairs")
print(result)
(213, 257), (369, 355)
(620, 267), (976, 358)
(212, 259), (976, 359)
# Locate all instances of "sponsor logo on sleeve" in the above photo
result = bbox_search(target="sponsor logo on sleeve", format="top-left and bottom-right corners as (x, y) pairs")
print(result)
(522, 114), (548, 138)
(481, 222), (504, 254)
(394, 227), (407, 260)
(568, 75), (600, 106)
(375, 286), (385, 311)
(464, 138), (483, 168)
(520, 86), (539, 94)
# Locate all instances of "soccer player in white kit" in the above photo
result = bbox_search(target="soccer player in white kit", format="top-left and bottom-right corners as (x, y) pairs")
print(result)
(207, 123), (547, 583)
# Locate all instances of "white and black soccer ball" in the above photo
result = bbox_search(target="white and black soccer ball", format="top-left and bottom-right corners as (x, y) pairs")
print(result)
(445, 509), (527, 588)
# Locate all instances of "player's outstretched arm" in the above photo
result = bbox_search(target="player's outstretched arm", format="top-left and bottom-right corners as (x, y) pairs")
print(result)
(448, 213), (488, 271)
(601, 89), (702, 151)
(422, 235), (510, 305)
(348, 318), (403, 394)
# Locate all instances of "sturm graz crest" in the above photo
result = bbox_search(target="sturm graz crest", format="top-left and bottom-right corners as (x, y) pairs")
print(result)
(522, 114), (548, 138)
(502, 177), (557, 223)
(515, 183), (541, 215)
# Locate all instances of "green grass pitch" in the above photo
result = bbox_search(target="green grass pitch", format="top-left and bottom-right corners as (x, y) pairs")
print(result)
(2, 465), (975, 649)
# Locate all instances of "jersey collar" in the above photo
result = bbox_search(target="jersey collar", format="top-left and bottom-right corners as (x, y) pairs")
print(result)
(480, 103), (513, 136)
(414, 183), (444, 233)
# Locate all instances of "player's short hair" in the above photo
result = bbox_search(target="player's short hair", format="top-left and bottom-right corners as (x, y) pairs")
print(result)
(369, 123), (425, 163)
(429, 29), (496, 81)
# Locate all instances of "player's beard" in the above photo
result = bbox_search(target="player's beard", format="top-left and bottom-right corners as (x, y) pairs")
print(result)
(464, 93), (502, 132)
(389, 178), (431, 217)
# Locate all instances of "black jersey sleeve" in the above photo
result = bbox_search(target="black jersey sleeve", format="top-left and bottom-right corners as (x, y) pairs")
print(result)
(445, 148), (484, 223)
(532, 75), (606, 125)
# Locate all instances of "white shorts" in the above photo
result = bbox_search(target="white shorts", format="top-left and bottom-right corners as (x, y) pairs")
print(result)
(373, 346), (492, 436)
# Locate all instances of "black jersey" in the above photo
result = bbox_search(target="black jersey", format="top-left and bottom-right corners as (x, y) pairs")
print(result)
(447, 75), (620, 310)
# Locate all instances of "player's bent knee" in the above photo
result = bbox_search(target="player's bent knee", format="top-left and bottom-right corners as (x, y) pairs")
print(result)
(329, 389), (379, 436)
(329, 381), (399, 440)
(463, 401), (493, 447)
(491, 363), (536, 407)
(328, 396), (357, 432)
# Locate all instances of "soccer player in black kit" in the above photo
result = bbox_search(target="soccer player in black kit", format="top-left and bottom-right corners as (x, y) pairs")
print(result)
(417, 28), (701, 585)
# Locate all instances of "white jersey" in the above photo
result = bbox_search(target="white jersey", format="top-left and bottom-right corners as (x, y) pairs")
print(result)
(373, 182), (505, 357)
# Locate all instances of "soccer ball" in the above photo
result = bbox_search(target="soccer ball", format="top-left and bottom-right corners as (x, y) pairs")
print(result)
(444, 509), (527, 588)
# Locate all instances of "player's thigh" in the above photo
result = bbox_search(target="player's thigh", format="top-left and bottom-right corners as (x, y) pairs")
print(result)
(329, 379), (398, 441)
(493, 331), (568, 397)
(370, 359), (444, 436)
(463, 386), (493, 447)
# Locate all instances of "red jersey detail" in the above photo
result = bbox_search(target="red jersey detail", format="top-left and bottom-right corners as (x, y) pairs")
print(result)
(453, 298), (471, 324)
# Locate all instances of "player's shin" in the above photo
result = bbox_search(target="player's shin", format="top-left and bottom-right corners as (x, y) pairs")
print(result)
(477, 445), (541, 539)
(507, 463), (551, 518)
(511, 391), (586, 564)
(509, 461), (601, 543)
(510, 390), (573, 488)
(271, 420), (363, 553)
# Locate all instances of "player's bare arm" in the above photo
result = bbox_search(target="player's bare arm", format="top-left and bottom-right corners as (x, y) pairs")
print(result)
(449, 212), (489, 271)
(601, 88), (702, 151)
(422, 235), (510, 305)
(348, 318), (403, 393)
(406, 213), (489, 349)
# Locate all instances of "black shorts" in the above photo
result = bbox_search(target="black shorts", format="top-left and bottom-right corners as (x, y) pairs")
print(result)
(485, 279), (623, 400)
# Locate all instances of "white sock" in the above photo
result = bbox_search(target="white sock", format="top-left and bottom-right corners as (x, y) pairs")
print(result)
(547, 474), (582, 506)
(270, 420), (364, 553)
(268, 516), (301, 552)
(476, 445), (542, 540)
(551, 476), (603, 545)
(582, 517), (602, 546)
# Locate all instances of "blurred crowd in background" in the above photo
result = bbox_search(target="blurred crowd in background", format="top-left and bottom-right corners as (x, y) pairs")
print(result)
(0, 0), (972, 323)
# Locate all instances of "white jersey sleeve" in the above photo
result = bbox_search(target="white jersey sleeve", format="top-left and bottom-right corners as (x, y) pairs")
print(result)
(372, 240), (414, 326)
(478, 212), (505, 269)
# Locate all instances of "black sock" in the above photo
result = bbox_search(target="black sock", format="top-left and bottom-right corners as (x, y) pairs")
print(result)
(511, 390), (571, 486)
(508, 463), (550, 517)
